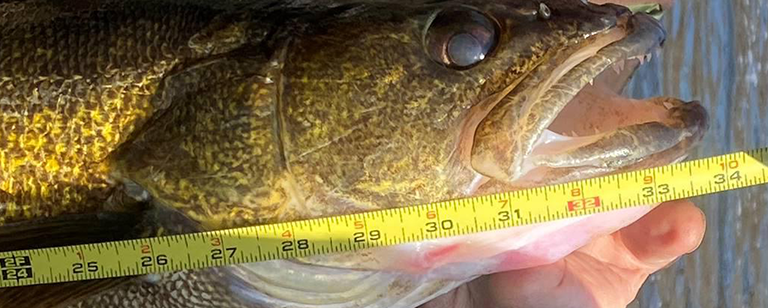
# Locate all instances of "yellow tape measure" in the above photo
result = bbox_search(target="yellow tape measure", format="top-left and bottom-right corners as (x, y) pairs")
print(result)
(1, 147), (767, 288)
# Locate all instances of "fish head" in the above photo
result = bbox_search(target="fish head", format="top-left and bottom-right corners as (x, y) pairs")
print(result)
(278, 0), (708, 217)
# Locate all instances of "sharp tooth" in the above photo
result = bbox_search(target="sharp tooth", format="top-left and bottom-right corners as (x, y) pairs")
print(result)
(617, 60), (625, 72)
(638, 55), (645, 65)
(612, 64), (621, 75)
(589, 79), (594, 85)
(646, 53), (653, 62)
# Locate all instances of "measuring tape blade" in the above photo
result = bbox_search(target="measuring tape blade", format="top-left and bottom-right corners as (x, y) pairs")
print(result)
(1, 147), (767, 288)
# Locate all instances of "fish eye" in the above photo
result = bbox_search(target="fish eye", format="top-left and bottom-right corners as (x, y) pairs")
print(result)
(425, 7), (499, 70)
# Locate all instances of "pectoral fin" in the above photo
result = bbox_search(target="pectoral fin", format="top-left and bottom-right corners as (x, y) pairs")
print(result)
(0, 211), (145, 308)
(0, 278), (128, 308)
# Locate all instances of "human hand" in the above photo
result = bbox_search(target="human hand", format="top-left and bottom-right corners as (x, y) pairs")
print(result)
(421, 200), (706, 308)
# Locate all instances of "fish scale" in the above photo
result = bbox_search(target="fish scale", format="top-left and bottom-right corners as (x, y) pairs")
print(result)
(0, 2), (231, 224)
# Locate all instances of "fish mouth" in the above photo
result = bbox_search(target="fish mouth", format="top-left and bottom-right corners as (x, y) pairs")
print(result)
(542, 12), (668, 138)
(468, 11), (708, 189)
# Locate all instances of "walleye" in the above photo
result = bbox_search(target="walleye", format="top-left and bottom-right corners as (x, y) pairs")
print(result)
(0, 0), (708, 307)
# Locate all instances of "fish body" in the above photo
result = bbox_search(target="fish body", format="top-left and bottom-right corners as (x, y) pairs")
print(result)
(0, 1), (708, 307)
(0, 0), (252, 223)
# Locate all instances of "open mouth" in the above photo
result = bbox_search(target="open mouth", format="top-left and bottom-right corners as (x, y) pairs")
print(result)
(468, 12), (708, 190)
(542, 14), (665, 140)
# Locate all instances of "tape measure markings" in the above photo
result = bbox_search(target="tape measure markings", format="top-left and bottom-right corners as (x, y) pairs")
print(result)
(1, 148), (768, 288)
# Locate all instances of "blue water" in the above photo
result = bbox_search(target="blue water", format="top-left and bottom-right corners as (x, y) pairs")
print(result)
(626, 0), (768, 307)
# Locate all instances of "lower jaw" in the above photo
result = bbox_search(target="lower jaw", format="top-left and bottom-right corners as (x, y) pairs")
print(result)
(469, 53), (680, 192)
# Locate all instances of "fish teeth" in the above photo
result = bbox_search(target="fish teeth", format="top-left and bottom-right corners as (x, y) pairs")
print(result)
(589, 79), (594, 85)
(612, 64), (621, 75)
(631, 53), (653, 65)
(628, 53), (652, 66)
(610, 59), (626, 75)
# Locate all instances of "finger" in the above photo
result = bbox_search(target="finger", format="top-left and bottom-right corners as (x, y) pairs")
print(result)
(618, 200), (706, 268)
(476, 259), (608, 308)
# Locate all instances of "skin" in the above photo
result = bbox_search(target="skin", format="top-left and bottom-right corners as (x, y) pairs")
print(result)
(0, 0), (708, 307)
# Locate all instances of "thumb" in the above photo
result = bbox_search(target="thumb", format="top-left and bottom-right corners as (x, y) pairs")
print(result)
(619, 200), (706, 269)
